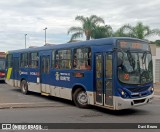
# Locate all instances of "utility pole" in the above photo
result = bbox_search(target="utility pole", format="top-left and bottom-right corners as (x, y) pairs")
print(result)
(25, 34), (27, 49)
(43, 27), (47, 45)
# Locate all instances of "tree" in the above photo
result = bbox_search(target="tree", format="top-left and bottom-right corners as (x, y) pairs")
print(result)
(68, 15), (105, 41)
(155, 40), (160, 46)
(114, 26), (130, 37)
(91, 25), (113, 39)
(117, 22), (160, 39)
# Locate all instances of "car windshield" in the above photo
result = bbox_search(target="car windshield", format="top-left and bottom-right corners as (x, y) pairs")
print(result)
(0, 60), (5, 70)
(117, 51), (153, 85)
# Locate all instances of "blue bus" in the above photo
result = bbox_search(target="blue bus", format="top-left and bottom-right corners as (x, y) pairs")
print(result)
(5, 37), (154, 110)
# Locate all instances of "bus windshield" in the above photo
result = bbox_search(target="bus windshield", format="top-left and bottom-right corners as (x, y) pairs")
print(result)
(117, 51), (153, 85)
(0, 59), (5, 70)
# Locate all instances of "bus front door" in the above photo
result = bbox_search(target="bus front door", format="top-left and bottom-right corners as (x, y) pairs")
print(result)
(95, 53), (113, 108)
(40, 55), (50, 94)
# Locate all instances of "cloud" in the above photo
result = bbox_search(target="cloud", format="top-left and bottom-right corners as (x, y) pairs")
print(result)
(0, 0), (160, 51)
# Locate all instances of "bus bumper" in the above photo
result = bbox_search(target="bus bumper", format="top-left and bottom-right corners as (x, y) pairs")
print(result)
(0, 77), (5, 80)
(114, 93), (154, 110)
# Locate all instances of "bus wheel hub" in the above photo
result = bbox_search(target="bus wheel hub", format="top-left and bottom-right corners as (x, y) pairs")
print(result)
(77, 92), (87, 104)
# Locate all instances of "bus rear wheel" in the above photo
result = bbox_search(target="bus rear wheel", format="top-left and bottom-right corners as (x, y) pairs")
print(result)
(73, 88), (88, 108)
(21, 80), (28, 94)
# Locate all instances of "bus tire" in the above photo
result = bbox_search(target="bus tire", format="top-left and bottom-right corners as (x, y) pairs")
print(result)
(73, 88), (88, 108)
(21, 80), (28, 95)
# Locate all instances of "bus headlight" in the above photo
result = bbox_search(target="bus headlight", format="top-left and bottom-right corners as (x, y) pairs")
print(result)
(121, 91), (125, 96)
(118, 88), (129, 98)
(148, 87), (154, 92)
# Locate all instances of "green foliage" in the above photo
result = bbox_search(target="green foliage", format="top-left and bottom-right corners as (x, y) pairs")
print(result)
(115, 22), (160, 39)
(114, 25), (130, 37)
(68, 15), (160, 42)
(155, 40), (160, 46)
(91, 25), (113, 39)
(68, 15), (105, 41)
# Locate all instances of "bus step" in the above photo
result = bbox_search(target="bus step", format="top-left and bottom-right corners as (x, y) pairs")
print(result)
(41, 92), (50, 96)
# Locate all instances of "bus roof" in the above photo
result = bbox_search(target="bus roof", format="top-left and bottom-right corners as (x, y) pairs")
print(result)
(8, 37), (148, 54)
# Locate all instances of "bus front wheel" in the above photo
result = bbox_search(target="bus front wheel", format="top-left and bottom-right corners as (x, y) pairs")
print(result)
(21, 80), (28, 95)
(73, 88), (88, 108)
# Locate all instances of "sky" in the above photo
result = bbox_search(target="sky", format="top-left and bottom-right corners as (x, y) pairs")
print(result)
(0, 0), (160, 52)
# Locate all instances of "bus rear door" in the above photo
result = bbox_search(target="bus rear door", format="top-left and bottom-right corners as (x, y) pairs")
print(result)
(95, 52), (113, 108)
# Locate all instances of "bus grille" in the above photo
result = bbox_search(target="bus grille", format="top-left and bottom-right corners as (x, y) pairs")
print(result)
(128, 87), (149, 93)
(133, 99), (146, 104)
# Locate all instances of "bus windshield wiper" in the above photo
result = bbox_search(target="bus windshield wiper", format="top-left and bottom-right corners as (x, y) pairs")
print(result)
(142, 51), (147, 64)
(139, 70), (149, 84)
(126, 50), (135, 70)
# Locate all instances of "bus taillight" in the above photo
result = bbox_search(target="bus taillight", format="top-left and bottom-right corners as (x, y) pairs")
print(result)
(0, 72), (5, 76)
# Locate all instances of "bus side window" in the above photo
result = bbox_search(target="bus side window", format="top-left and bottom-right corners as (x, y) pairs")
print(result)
(73, 48), (91, 70)
(55, 49), (71, 70)
(52, 50), (55, 69)
(55, 60), (59, 69)
(87, 48), (91, 70)
(73, 52), (77, 69)
(21, 53), (28, 68)
(29, 52), (38, 68)
(6, 54), (13, 68)
(55, 51), (59, 69)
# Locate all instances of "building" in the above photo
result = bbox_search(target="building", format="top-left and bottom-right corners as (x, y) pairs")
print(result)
(150, 44), (160, 83)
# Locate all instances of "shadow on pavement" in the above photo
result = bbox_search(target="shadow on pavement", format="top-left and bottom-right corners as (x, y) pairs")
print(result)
(10, 88), (75, 107)
(0, 80), (5, 84)
(89, 105), (149, 116)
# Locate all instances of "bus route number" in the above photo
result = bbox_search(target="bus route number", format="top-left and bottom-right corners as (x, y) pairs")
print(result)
(132, 43), (141, 49)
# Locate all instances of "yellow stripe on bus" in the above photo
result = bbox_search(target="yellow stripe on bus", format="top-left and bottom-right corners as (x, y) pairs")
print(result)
(6, 68), (12, 79)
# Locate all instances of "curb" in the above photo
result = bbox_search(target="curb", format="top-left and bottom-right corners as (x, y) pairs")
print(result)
(0, 102), (67, 109)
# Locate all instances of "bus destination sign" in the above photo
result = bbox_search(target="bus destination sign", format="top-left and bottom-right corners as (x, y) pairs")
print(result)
(117, 40), (149, 51)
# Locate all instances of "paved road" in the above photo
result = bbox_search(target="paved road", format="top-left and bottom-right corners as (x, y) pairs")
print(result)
(0, 99), (160, 123)
(0, 99), (160, 132)
(0, 82), (71, 108)
(0, 82), (160, 132)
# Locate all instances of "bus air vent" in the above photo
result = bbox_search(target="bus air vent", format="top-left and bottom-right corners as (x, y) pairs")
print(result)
(133, 99), (146, 104)
(129, 87), (149, 93)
